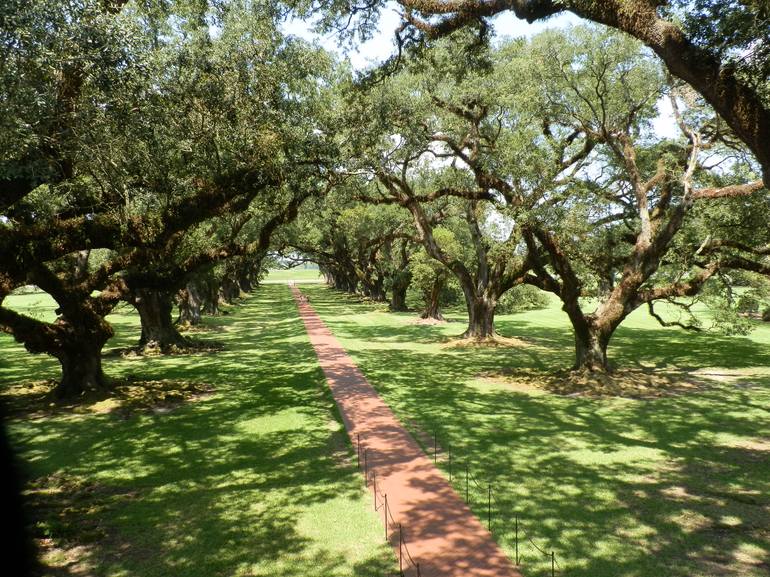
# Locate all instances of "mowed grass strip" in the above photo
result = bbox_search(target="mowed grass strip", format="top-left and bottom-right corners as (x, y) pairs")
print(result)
(0, 285), (395, 577)
(302, 285), (770, 577)
(263, 268), (323, 283)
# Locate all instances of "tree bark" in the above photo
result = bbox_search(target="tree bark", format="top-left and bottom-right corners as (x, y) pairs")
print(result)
(203, 280), (220, 315)
(463, 294), (496, 339)
(238, 274), (252, 293)
(177, 283), (202, 326)
(133, 289), (188, 351)
(48, 310), (114, 398)
(421, 279), (444, 320)
(572, 322), (611, 372)
(55, 341), (109, 398)
(332, 269), (358, 293)
(390, 276), (410, 312)
(220, 276), (241, 304)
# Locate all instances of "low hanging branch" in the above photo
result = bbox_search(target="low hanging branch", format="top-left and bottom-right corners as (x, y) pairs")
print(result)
(647, 300), (702, 332)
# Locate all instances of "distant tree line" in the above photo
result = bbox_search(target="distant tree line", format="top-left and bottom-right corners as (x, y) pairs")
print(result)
(1, 0), (768, 397)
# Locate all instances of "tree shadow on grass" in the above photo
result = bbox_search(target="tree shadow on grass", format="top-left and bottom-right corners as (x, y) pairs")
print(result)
(301, 285), (770, 577)
(5, 285), (396, 577)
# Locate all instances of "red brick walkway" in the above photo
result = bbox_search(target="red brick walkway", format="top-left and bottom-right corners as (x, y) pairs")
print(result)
(291, 285), (523, 577)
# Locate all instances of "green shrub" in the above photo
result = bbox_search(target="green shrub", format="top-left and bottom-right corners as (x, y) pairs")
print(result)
(496, 285), (550, 314)
(736, 293), (761, 313)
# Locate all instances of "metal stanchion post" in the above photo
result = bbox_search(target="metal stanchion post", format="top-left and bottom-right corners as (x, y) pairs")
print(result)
(551, 551), (555, 577)
(373, 470), (377, 510)
(515, 514), (519, 565)
(465, 463), (469, 503)
(357, 433), (360, 468)
(487, 484), (491, 530)
(364, 449), (368, 485)
(448, 444), (452, 481)
(398, 523), (403, 576)
(384, 494), (388, 542)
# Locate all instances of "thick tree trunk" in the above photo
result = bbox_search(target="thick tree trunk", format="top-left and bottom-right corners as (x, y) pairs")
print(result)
(220, 276), (240, 304)
(463, 295), (496, 339)
(134, 289), (188, 351)
(203, 281), (220, 315)
(390, 279), (409, 312)
(421, 279), (444, 320)
(565, 297), (625, 373)
(365, 277), (386, 301)
(55, 343), (108, 398)
(177, 283), (202, 325)
(572, 323), (611, 372)
(1, 286), (115, 399)
(238, 274), (252, 293)
(50, 314), (113, 398)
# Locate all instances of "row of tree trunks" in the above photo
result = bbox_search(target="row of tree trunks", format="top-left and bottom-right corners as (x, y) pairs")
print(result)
(132, 271), (255, 353)
(360, 275), (387, 301)
(322, 266), (359, 293)
(220, 276), (241, 304)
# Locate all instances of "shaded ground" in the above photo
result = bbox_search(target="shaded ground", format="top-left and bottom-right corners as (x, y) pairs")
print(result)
(477, 366), (718, 399)
(0, 286), (395, 577)
(303, 285), (770, 577)
(292, 285), (523, 577)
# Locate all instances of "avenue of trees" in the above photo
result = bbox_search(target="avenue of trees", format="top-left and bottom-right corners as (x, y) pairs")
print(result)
(1, 0), (769, 397)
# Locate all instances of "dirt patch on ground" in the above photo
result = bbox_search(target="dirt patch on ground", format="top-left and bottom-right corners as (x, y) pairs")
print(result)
(177, 322), (226, 334)
(442, 335), (536, 349)
(690, 368), (770, 388)
(1, 378), (214, 419)
(723, 437), (770, 452)
(408, 317), (447, 326)
(473, 376), (545, 395)
(476, 367), (716, 399)
(104, 338), (224, 358)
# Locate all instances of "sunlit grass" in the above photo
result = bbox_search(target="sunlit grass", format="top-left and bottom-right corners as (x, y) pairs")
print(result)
(263, 268), (323, 283)
(0, 286), (395, 576)
(303, 285), (770, 577)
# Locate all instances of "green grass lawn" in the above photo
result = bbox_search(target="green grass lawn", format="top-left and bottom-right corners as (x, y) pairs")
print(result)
(0, 286), (395, 576)
(302, 285), (770, 577)
(263, 268), (323, 283)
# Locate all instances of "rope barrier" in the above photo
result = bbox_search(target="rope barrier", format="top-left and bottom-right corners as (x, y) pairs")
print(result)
(360, 428), (562, 577)
(429, 427), (561, 576)
(359, 439), (423, 577)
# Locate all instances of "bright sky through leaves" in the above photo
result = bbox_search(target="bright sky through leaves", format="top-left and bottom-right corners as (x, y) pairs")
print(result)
(282, 4), (678, 135)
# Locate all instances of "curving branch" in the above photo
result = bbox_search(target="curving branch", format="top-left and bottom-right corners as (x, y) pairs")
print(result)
(647, 300), (702, 332)
(393, 0), (770, 184)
